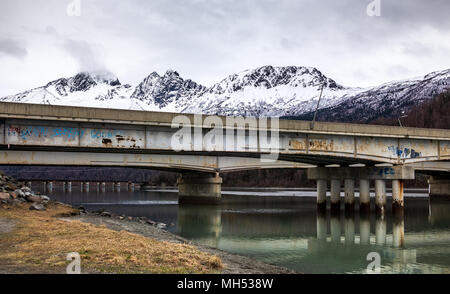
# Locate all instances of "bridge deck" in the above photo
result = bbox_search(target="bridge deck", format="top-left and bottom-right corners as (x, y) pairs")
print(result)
(0, 102), (449, 140)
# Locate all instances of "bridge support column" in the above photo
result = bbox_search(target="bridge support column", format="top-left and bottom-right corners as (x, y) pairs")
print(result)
(114, 182), (121, 192)
(101, 182), (106, 192)
(344, 179), (355, 210)
(330, 179), (341, 209)
(392, 179), (404, 209)
(429, 176), (450, 199)
(375, 180), (386, 212)
(82, 182), (89, 192)
(45, 181), (53, 192)
(177, 173), (222, 205)
(63, 181), (72, 192)
(359, 179), (370, 210)
(127, 182), (134, 192)
(316, 179), (327, 209)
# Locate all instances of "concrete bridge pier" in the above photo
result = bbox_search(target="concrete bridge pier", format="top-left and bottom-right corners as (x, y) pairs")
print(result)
(101, 182), (106, 192)
(308, 166), (414, 212)
(127, 182), (134, 192)
(82, 182), (89, 192)
(177, 173), (222, 205)
(316, 179), (327, 210)
(375, 180), (387, 212)
(344, 179), (355, 211)
(113, 182), (121, 192)
(429, 176), (450, 199)
(330, 179), (341, 210)
(44, 181), (53, 192)
(392, 179), (404, 209)
(63, 181), (72, 192)
(359, 179), (371, 211)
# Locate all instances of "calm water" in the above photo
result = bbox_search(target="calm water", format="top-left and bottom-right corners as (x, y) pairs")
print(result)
(36, 184), (450, 274)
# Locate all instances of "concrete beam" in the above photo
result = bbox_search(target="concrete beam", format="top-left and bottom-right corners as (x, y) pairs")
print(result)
(307, 166), (415, 180)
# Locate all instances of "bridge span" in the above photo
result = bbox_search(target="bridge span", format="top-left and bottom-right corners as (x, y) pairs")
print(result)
(0, 102), (449, 208)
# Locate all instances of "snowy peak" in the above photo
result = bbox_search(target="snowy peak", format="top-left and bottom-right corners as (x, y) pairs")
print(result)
(131, 70), (206, 108)
(208, 65), (343, 95)
(45, 71), (121, 96)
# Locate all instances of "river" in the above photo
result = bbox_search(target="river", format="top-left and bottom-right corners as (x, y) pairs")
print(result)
(35, 184), (450, 274)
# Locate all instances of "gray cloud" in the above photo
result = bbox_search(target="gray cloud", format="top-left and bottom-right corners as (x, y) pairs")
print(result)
(0, 39), (27, 59)
(62, 39), (107, 72)
(0, 0), (449, 96)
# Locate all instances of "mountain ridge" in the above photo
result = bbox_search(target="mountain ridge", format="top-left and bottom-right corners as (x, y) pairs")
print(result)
(1, 66), (449, 122)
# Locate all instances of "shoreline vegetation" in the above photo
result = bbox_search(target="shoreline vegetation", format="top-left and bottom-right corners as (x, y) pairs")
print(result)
(0, 172), (294, 274)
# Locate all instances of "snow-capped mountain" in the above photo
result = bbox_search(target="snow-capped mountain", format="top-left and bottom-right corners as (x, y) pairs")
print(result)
(183, 66), (363, 117)
(296, 69), (450, 122)
(1, 66), (449, 122)
(131, 70), (206, 111)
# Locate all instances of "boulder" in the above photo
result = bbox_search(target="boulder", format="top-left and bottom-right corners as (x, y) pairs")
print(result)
(14, 189), (25, 198)
(25, 195), (43, 203)
(40, 195), (50, 202)
(0, 192), (10, 200)
(156, 223), (167, 229)
(29, 203), (46, 211)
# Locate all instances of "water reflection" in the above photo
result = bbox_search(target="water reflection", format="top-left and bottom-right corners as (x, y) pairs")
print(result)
(41, 186), (450, 274)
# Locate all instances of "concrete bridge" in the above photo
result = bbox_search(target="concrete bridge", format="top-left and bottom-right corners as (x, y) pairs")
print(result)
(0, 102), (449, 208)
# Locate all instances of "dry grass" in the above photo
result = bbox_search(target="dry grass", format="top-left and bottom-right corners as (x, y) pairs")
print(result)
(0, 202), (223, 273)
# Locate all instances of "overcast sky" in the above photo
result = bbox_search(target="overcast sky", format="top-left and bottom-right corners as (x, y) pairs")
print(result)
(0, 0), (449, 97)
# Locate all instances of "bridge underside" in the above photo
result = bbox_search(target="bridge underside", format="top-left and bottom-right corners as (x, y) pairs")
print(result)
(0, 149), (317, 173)
(1, 147), (448, 173)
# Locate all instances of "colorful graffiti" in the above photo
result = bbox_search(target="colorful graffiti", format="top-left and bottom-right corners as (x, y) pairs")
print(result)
(7, 125), (83, 141)
(90, 129), (124, 139)
(369, 167), (395, 177)
(388, 146), (422, 159)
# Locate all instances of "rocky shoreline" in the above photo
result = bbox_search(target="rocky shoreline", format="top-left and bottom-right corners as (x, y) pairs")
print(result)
(0, 172), (296, 274)
(0, 173), (50, 211)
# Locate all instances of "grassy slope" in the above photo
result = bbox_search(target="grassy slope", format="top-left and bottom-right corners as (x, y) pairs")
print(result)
(0, 202), (222, 274)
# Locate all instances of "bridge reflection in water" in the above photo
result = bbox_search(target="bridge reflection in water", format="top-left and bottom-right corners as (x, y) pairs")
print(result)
(43, 187), (450, 274)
